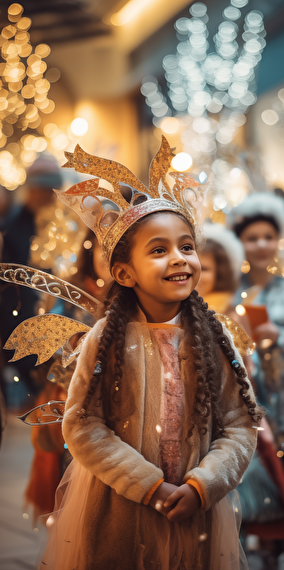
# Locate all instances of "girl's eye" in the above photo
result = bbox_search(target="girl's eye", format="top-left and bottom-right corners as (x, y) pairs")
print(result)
(152, 247), (165, 254)
(181, 244), (194, 252)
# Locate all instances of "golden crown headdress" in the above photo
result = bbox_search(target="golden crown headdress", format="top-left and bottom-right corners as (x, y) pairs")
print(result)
(56, 136), (201, 266)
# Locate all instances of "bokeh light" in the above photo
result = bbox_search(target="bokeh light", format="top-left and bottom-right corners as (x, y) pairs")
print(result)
(71, 117), (89, 136)
(160, 117), (180, 134)
(171, 152), (193, 171)
(0, 3), (61, 190)
(261, 109), (279, 126)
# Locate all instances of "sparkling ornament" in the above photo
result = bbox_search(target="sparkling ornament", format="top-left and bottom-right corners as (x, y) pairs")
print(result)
(57, 136), (204, 266)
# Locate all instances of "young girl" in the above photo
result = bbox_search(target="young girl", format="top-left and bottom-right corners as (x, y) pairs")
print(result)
(196, 223), (246, 318)
(38, 139), (262, 570)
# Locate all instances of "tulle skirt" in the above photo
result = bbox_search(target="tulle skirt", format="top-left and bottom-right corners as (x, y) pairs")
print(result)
(143, 490), (248, 570)
(36, 459), (248, 570)
(36, 459), (91, 569)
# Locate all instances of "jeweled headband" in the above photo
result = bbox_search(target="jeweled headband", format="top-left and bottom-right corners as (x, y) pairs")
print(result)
(56, 136), (201, 267)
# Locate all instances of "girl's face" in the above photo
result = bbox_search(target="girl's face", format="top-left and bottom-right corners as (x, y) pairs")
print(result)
(113, 212), (201, 322)
(240, 221), (279, 271)
(196, 252), (216, 298)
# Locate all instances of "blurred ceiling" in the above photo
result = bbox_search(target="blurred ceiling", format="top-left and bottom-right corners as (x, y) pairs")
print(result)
(1, 0), (284, 101)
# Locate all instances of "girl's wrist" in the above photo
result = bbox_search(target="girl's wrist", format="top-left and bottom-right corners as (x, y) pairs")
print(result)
(143, 478), (164, 505)
(184, 480), (204, 509)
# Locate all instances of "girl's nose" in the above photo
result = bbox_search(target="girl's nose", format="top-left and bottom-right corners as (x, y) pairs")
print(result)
(257, 239), (267, 248)
(170, 252), (186, 265)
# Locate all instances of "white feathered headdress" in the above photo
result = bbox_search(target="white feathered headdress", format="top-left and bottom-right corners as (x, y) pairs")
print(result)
(226, 192), (284, 237)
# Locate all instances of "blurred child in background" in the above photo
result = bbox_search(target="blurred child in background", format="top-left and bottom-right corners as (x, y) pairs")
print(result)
(25, 228), (112, 523)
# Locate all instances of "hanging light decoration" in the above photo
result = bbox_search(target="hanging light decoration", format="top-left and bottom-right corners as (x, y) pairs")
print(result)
(142, 2), (265, 128)
(141, 1), (267, 214)
(0, 3), (59, 190)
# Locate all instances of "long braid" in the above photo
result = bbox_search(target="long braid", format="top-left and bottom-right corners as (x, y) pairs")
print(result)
(81, 286), (136, 420)
(190, 290), (263, 425)
(206, 305), (262, 423)
(182, 296), (211, 435)
(182, 292), (225, 439)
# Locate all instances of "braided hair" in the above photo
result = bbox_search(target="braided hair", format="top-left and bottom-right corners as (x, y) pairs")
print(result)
(81, 212), (263, 436)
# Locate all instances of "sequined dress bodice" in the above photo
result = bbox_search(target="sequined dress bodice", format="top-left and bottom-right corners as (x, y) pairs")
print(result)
(152, 327), (184, 485)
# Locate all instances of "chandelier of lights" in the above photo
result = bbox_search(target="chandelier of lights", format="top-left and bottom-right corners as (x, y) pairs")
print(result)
(141, 1), (266, 153)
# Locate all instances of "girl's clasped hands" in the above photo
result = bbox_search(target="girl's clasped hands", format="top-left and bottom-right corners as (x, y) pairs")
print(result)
(150, 481), (201, 522)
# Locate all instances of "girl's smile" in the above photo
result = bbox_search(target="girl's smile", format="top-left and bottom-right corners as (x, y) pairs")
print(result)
(165, 272), (191, 282)
(112, 212), (201, 323)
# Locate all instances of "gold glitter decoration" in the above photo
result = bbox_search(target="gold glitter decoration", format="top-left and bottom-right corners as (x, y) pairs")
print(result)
(143, 336), (154, 356)
(0, 263), (99, 315)
(4, 314), (90, 365)
(58, 136), (203, 266)
(215, 313), (255, 357)
(17, 400), (65, 426)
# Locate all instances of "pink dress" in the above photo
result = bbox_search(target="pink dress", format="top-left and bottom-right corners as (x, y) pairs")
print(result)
(151, 326), (184, 485)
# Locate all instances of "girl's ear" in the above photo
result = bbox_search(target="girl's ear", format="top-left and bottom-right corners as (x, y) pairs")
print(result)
(112, 262), (136, 288)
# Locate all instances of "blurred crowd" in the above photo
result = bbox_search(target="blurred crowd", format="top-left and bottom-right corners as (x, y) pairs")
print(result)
(1, 153), (284, 569)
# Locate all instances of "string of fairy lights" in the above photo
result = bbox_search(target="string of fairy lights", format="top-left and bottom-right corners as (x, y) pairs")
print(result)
(0, 3), (60, 190)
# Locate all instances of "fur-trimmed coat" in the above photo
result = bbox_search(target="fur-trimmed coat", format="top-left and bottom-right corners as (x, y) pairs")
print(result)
(62, 312), (257, 570)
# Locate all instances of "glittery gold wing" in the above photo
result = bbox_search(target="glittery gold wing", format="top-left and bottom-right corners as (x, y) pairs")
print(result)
(4, 314), (91, 365)
(214, 313), (255, 356)
(0, 263), (99, 316)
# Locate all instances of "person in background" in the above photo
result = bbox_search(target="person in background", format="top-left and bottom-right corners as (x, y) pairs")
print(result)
(227, 192), (284, 444)
(0, 184), (13, 224)
(196, 222), (247, 320)
(196, 223), (284, 553)
(0, 153), (63, 408)
(25, 229), (112, 524)
(50, 226), (113, 326)
(227, 193), (284, 567)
